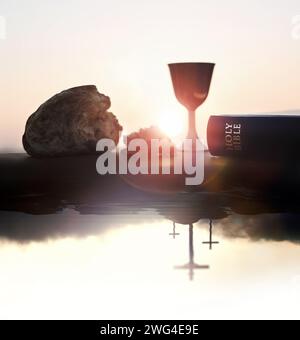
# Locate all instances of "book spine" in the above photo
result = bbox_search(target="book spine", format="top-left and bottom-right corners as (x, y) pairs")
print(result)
(207, 115), (300, 159)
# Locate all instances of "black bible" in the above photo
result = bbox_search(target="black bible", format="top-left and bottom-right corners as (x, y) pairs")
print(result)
(207, 115), (300, 160)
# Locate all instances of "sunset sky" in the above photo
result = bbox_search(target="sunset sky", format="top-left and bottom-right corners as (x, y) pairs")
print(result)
(0, 0), (299, 151)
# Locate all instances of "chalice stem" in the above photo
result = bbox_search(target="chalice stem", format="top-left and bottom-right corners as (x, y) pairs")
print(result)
(187, 110), (198, 142)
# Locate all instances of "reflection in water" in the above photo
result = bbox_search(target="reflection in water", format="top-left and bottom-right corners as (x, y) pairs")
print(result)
(170, 220), (218, 280)
(169, 222), (180, 239)
(202, 220), (220, 250)
(2, 189), (300, 274)
(175, 224), (209, 281)
(2, 154), (300, 317)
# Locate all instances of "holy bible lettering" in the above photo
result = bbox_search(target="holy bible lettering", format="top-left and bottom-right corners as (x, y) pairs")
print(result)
(225, 122), (242, 151)
(207, 115), (300, 160)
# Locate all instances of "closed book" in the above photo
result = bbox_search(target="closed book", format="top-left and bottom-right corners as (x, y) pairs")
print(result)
(207, 115), (300, 160)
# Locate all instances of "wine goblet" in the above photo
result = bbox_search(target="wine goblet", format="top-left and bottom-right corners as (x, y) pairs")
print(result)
(168, 62), (215, 143)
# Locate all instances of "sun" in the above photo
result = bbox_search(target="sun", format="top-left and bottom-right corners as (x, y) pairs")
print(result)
(158, 111), (185, 139)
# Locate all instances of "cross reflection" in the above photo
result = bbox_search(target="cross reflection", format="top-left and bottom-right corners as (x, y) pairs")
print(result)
(169, 222), (180, 239)
(175, 224), (209, 281)
(202, 219), (219, 250)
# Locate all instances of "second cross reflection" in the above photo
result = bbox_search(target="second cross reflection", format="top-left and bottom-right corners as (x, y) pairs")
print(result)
(202, 219), (220, 250)
(169, 222), (180, 239)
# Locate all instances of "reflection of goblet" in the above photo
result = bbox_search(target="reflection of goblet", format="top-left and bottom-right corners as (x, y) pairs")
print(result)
(169, 63), (215, 143)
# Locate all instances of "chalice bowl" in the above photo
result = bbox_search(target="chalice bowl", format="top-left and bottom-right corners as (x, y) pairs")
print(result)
(169, 62), (215, 144)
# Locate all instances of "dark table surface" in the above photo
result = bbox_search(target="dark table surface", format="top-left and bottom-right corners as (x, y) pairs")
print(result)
(0, 152), (300, 217)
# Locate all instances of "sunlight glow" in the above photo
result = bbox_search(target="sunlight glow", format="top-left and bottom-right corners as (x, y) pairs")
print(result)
(158, 109), (185, 138)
